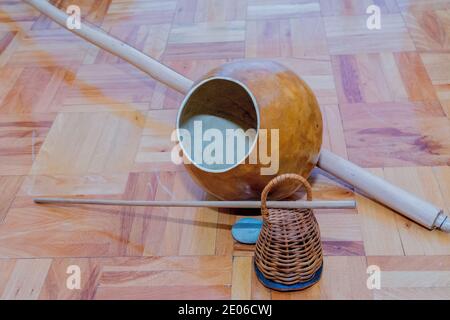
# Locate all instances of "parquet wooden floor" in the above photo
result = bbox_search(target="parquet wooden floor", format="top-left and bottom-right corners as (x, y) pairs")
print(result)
(0, 0), (449, 300)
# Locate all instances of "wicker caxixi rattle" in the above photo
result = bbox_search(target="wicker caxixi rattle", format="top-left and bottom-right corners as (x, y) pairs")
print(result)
(254, 174), (323, 291)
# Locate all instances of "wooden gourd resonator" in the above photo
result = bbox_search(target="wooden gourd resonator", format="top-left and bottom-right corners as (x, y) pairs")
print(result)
(24, 0), (449, 233)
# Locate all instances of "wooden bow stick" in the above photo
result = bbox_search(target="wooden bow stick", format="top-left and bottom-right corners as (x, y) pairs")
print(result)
(33, 198), (356, 209)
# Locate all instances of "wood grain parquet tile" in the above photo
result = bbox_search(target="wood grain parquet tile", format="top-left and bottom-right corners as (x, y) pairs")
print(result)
(136, 171), (176, 256)
(320, 0), (399, 16)
(0, 259), (17, 298)
(275, 58), (338, 105)
(195, 0), (248, 23)
(0, 201), (121, 258)
(395, 52), (440, 102)
(38, 257), (101, 300)
(65, 64), (156, 106)
(271, 256), (372, 299)
(0, 113), (55, 175)
(0, 176), (23, 223)
(245, 19), (282, 58)
(20, 174), (129, 197)
(31, 111), (144, 176)
(245, 17), (329, 59)
(0, 1), (39, 32)
(368, 256), (450, 299)
(396, 0), (449, 11)
(96, 256), (232, 299)
(165, 40), (245, 60)
(173, 0), (198, 25)
(373, 287), (450, 299)
(321, 105), (348, 159)
(231, 256), (252, 300)
(332, 53), (410, 103)
(95, 285), (231, 299)
(247, 0), (321, 20)
(308, 168), (354, 203)
(169, 21), (246, 44)
(434, 166), (450, 213)
(403, 9), (450, 52)
(316, 213), (362, 242)
(0, 66), (22, 97)
(154, 172), (207, 256)
(102, 0), (177, 28)
(31, 0), (112, 30)
(6, 30), (88, 67)
(357, 168), (405, 256)
(383, 167), (450, 256)
(339, 101), (450, 167)
(91, 24), (171, 64)
(100, 262), (231, 287)
(214, 210), (236, 256)
(250, 262), (272, 299)
(1, 258), (52, 300)
(421, 53), (450, 117)
(0, 31), (17, 60)
(134, 108), (180, 172)
(2, 256), (232, 300)
(0, 66), (73, 114)
(324, 14), (416, 54)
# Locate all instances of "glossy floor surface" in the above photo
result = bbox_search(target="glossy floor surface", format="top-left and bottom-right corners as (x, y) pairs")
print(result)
(0, 0), (449, 299)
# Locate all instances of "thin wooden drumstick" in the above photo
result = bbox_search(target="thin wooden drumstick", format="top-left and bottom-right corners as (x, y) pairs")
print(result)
(33, 198), (356, 209)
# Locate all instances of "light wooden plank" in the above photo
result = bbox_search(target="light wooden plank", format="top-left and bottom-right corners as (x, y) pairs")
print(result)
(356, 168), (404, 256)
(320, 0), (399, 16)
(231, 256), (252, 300)
(395, 52), (439, 102)
(20, 174), (128, 196)
(322, 105), (348, 159)
(31, 111), (144, 175)
(169, 21), (246, 44)
(272, 256), (373, 299)
(247, 2), (320, 19)
(383, 167), (450, 255)
(403, 9), (450, 52)
(0, 176), (23, 223)
(38, 258), (101, 300)
(316, 214), (363, 242)
(374, 287), (450, 300)
(1, 259), (52, 300)
(324, 14), (415, 54)
(290, 17), (329, 59)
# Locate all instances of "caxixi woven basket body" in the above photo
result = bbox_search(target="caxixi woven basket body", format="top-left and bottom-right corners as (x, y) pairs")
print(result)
(254, 173), (323, 289)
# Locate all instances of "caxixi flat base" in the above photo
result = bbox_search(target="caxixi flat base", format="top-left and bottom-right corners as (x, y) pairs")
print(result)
(254, 262), (323, 292)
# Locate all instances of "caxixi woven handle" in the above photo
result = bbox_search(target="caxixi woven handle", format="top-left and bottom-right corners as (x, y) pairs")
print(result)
(261, 173), (313, 219)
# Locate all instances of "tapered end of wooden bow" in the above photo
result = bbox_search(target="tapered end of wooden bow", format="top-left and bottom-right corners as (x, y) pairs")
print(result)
(435, 212), (450, 233)
(441, 218), (450, 233)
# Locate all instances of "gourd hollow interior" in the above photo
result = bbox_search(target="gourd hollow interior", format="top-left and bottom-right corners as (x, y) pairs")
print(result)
(176, 60), (323, 201)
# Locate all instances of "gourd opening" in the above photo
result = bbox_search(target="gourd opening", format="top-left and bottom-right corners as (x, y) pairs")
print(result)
(177, 77), (260, 173)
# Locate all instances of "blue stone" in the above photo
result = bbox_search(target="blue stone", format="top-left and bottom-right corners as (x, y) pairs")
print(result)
(231, 218), (262, 244)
